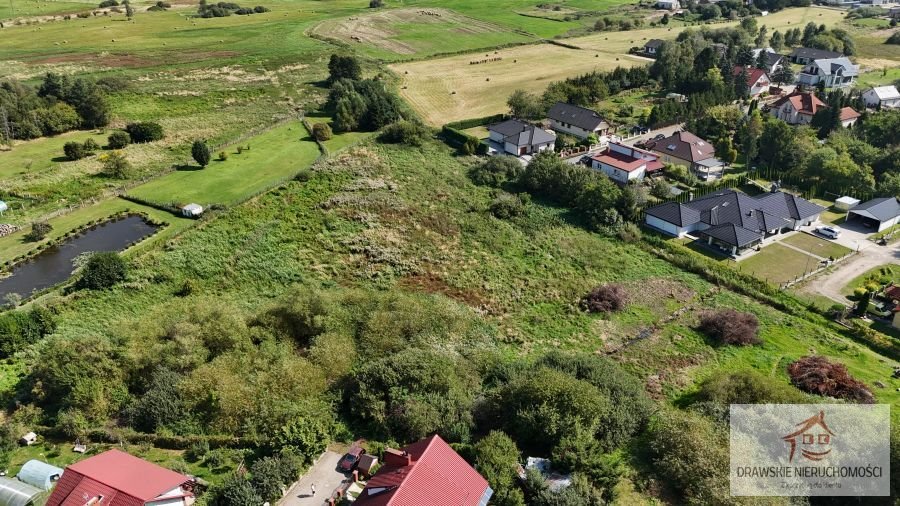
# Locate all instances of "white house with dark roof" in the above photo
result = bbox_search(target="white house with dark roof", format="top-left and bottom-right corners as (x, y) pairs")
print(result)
(487, 119), (556, 156)
(752, 48), (785, 74)
(863, 86), (900, 109)
(644, 189), (823, 256)
(847, 197), (900, 232)
(547, 102), (610, 140)
(643, 39), (664, 57)
(797, 57), (858, 88)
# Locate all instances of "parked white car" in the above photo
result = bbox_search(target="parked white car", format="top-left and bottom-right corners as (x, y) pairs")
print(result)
(816, 226), (841, 239)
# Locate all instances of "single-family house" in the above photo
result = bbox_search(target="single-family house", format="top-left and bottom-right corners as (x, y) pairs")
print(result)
(891, 6), (900, 19)
(751, 49), (786, 74)
(840, 107), (861, 128)
(769, 91), (826, 125)
(645, 130), (726, 180)
(488, 119), (556, 156)
(590, 142), (663, 183)
(355, 435), (493, 506)
(863, 85), (900, 109)
(644, 189), (823, 256)
(797, 57), (858, 88)
(547, 102), (610, 140)
(847, 197), (900, 232)
(657, 0), (680, 9)
(46, 449), (196, 506)
(733, 65), (771, 97)
(643, 39), (664, 57)
(789, 47), (843, 65)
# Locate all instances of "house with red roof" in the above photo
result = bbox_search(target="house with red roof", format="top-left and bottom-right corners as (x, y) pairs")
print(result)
(839, 106), (861, 128)
(354, 435), (492, 506)
(645, 130), (726, 181)
(769, 91), (825, 125)
(46, 449), (195, 506)
(733, 66), (771, 97)
(590, 142), (662, 183)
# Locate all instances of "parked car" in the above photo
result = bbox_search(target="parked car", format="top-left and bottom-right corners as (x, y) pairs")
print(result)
(816, 226), (841, 239)
(653, 133), (666, 141)
(631, 125), (649, 135)
(339, 446), (366, 472)
(579, 155), (592, 166)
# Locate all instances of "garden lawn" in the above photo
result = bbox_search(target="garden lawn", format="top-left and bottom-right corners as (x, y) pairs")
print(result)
(780, 232), (852, 259)
(304, 115), (374, 152)
(857, 67), (900, 88)
(810, 199), (847, 225)
(735, 243), (819, 285)
(127, 121), (321, 206)
(843, 264), (900, 296)
(0, 130), (107, 180)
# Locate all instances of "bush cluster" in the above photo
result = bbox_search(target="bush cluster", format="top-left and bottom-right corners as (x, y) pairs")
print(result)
(107, 130), (131, 149)
(580, 284), (627, 313)
(125, 122), (164, 143)
(377, 120), (431, 146)
(24, 221), (52, 242)
(0, 307), (56, 358)
(63, 138), (99, 161)
(468, 157), (522, 187)
(76, 252), (128, 290)
(697, 309), (761, 346)
(0, 73), (109, 140)
(489, 193), (527, 219)
(329, 78), (405, 133)
(197, 0), (267, 18)
(788, 356), (874, 403)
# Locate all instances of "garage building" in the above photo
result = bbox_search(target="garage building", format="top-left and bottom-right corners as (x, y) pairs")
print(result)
(847, 197), (900, 232)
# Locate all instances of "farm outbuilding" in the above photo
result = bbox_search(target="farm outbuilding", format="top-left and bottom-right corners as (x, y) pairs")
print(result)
(0, 477), (41, 506)
(180, 203), (204, 218)
(17, 461), (63, 491)
(847, 197), (900, 232)
(834, 196), (860, 211)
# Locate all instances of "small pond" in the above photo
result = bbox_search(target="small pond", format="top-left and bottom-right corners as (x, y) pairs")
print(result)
(0, 215), (158, 301)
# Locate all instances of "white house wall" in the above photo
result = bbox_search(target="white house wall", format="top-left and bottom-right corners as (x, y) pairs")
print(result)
(549, 119), (595, 139)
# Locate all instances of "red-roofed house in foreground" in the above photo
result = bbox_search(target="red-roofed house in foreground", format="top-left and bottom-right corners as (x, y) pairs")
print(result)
(46, 449), (195, 506)
(590, 142), (663, 183)
(733, 66), (771, 97)
(354, 435), (492, 506)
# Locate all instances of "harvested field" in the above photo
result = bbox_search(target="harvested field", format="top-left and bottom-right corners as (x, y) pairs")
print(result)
(391, 44), (644, 125)
(310, 8), (532, 59)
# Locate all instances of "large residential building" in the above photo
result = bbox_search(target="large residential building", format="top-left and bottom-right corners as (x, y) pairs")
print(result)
(487, 119), (556, 156)
(733, 66), (771, 97)
(355, 435), (493, 506)
(769, 91), (825, 125)
(797, 57), (858, 88)
(547, 102), (610, 140)
(789, 47), (843, 65)
(590, 142), (662, 183)
(645, 130), (726, 181)
(863, 85), (900, 109)
(46, 450), (196, 506)
(644, 189), (824, 256)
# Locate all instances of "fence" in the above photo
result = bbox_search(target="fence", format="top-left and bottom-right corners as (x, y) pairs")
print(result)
(778, 250), (857, 290)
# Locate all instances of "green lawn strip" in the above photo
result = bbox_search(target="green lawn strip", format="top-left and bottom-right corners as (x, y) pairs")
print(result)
(0, 131), (107, 180)
(843, 264), (900, 296)
(0, 198), (193, 265)
(857, 67), (900, 88)
(304, 115), (374, 152)
(779, 232), (852, 260)
(128, 121), (320, 206)
(0, 0), (96, 20)
(809, 198), (847, 225)
(735, 243), (820, 285)
(462, 126), (489, 140)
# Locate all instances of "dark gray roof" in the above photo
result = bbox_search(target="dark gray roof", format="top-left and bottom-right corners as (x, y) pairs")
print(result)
(547, 102), (609, 132)
(701, 223), (763, 248)
(489, 119), (556, 147)
(790, 47), (842, 60)
(764, 52), (784, 68)
(490, 119), (531, 137)
(645, 39), (664, 49)
(849, 197), (900, 222)
(645, 189), (824, 246)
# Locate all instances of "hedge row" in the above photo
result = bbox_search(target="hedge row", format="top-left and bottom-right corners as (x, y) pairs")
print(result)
(36, 425), (258, 450)
(445, 113), (507, 131)
(120, 194), (180, 215)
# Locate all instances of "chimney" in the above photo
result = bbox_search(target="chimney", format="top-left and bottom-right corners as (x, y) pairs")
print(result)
(711, 206), (719, 226)
(383, 448), (413, 467)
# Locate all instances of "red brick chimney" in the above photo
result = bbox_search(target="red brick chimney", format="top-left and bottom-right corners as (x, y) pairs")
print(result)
(383, 448), (413, 467)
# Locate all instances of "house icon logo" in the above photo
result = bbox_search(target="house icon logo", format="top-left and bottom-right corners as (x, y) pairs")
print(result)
(782, 410), (834, 462)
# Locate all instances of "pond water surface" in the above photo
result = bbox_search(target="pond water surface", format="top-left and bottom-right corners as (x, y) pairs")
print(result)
(0, 215), (158, 301)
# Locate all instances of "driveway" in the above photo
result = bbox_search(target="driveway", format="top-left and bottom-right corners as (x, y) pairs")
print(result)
(279, 451), (348, 506)
(622, 123), (685, 147)
(797, 240), (900, 304)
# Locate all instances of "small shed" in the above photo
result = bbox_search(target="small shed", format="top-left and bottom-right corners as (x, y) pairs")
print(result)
(17, 460), (62, 491)
(357, 454), (378, 477)
(835, 196), (860, 211)
(180, 203), (204, 218)
(0, 477), (41, 506)
(18, 433), (36, 446)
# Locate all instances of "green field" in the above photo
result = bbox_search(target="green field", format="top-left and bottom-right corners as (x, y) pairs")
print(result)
(780, 232), (852, 259)
(736, 243), (820, 285)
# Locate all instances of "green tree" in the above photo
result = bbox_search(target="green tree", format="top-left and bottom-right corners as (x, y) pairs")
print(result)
(507, 89), (543, 120)
(133, 367), (186, 432)
(650, 178), (672, 199)
(36, 102), (80, 135)
(878, 172), (900, 198)
(192, 140), (211, 167)
(474, 432), (525, 506)
(769, 30), (784, 52)
(771, 64), (794, 87)
(275, 415), (331, 463)
(740, 109), (763, 162)
(124, 0), (134, 18)
(250, 457), (290, 502)
(107, 130), (130, 149)
(77, 252), (127, 290)
(102, 151), (131, 179)
(333, 91), (366, 132)
(755, 24), (768, 47)
(210, 475), (263, 506)
(327, 54), (362, 83)
(311, 122), (332, 141)
(24, 221), (52, 242)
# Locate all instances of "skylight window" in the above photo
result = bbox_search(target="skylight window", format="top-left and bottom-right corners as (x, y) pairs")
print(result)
(667, 144), (676, 151)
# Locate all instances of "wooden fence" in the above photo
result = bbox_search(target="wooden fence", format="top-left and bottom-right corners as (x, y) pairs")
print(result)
(779, 250), (857, 290)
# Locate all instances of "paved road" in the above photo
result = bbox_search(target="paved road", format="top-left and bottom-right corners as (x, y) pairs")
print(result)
(279, 451), (347, 506)
(622, 123), (685, 147)
(798, 241), (900, 304)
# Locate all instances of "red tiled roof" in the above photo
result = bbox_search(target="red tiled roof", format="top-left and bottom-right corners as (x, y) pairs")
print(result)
(355, 435), (490, 506)
(46, 450), (192, 506)
(733, 65), (769, 87)
(885, 285), (900, 301)
(840, 106), (861, 121)
(592, 150), (648, 172)
(772, 91), (825, 116)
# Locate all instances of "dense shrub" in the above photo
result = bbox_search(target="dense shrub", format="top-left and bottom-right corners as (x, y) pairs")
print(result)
(888, 32), (900, 45)
(697, 309), (760, 346)
(369, 0), (384, 7)
(329, 78), (405, 132)
(192, 140), (211, 167)
(469, 157), (523, 187)
(787, 356), (874, 403)
(125, 122), (164, 143)
(131, 367), (186, 432)
(249, 454), (300, 502)
(76, 252), (127, 290)
(327, 54), (362, 84)
(474, 431), (525, 506)
(63, 141), (88, 161)
(208, 475), (262, 506)
(82, 138), (99, 152)
(24, 221), (52, 242)
(98, 0), (118, 6)
(101, 151), (131, 179)
(580, 284), (627, 313)
(489, 193), (526, 219)
(274, 413), (331, 463)
(378, 120), (431, 146)
(311, 122), (332, 142)
(107, 130), (130, 149)
(36, 102), (80, 135)
(694, 369), (807, 405)
(0, 307), (56, 358)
